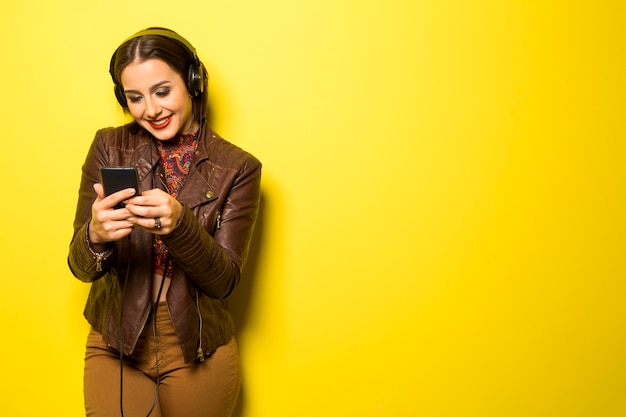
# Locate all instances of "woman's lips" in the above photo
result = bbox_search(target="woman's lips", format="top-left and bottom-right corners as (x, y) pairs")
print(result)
(147, 115), (172, 129)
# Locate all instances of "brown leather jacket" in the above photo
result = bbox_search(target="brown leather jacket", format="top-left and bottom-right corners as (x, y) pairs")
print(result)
(68, 123), (261, 363)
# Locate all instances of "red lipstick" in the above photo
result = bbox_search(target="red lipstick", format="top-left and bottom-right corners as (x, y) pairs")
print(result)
(147, 115), (172, 130)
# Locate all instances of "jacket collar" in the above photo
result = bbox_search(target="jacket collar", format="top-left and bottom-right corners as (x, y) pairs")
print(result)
(133, 124), (218, 208)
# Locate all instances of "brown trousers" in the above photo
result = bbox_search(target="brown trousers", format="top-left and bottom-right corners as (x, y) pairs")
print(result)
(84, 302), (241, 417)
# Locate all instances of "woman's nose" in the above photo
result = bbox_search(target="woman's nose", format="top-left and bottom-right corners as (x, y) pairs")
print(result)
(144, 97), (161, 118)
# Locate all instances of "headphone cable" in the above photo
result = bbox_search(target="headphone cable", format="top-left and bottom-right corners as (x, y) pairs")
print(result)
(119, 238), (131, 417)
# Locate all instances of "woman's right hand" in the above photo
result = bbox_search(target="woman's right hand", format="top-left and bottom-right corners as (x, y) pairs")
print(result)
(88, 183), (137, 245)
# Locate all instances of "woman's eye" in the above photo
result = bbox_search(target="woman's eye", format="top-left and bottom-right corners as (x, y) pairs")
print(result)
(127, 95), (142, 103)
(156, 89), (170, 97)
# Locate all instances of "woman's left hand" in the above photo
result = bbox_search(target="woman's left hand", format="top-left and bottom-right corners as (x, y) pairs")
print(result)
(124, 189), (183, 235)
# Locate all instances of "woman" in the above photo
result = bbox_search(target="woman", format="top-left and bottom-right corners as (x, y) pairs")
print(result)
(68, 27), (261, 417)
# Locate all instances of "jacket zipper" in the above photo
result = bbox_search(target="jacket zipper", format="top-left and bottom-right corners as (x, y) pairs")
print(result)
(195, 289), (205, 362)
(95, 253), (106, 272)
(85, 227), (112, 272)
(157, 171), (168, 190)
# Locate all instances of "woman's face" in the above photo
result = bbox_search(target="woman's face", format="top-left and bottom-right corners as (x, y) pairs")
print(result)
(120, 58), (197, 140)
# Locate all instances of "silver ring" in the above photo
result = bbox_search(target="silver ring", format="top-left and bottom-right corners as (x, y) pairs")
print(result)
(154, 217), (162, 229)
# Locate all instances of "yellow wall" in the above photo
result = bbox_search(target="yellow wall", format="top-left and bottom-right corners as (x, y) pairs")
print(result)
(1, 1), (625, 416)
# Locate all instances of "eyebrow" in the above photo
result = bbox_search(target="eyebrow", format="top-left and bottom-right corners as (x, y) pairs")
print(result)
(124, 81), (171, 95)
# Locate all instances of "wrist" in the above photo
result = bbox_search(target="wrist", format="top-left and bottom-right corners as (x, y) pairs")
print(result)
(84, 224), (113, 272)
(86, 222), (111, 253)
(172, 202), (186, 230)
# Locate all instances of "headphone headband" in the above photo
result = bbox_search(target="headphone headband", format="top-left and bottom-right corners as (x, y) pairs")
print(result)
(119, 28), (200, 62)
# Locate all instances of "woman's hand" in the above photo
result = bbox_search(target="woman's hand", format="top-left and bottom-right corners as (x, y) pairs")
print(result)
(88, 183), (136, 245)
(125, 188), (183, 235)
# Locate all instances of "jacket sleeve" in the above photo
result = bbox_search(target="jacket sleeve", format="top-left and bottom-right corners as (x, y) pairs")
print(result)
(161, 156), (262, 299)
(67, 129), (115, 282)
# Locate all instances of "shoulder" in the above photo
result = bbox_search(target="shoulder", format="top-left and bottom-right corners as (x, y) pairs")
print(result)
(87, 123), (152, 168)
(93, 122), (147, 148)
(203, 130), (262, 172)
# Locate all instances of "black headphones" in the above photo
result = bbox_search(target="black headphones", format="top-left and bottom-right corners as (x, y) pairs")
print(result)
(109, 27), (206, 108)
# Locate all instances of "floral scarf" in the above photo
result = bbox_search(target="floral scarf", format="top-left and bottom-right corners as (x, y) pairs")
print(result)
(153, 131), (198, 278)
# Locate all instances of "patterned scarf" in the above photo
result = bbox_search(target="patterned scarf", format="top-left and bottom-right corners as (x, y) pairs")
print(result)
(153, 131), (198, 278)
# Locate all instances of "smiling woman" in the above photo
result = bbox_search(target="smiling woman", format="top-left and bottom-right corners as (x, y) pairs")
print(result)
(121, 59), (198, 138)
(67, 27), (262, 417)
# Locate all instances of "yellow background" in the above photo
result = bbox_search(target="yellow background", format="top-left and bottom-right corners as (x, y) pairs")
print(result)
(1, 1), (625, 416)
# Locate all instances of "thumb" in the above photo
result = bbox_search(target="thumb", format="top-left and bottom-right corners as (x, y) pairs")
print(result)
(93, 183), (106, 200)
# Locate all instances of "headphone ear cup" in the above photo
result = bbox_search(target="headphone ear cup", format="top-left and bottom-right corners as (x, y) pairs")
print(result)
(187, 62), (204, 96)
(114, 84), (128, 108)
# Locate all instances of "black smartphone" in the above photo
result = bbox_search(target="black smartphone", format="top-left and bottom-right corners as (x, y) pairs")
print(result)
(100, 166), (140, 209)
